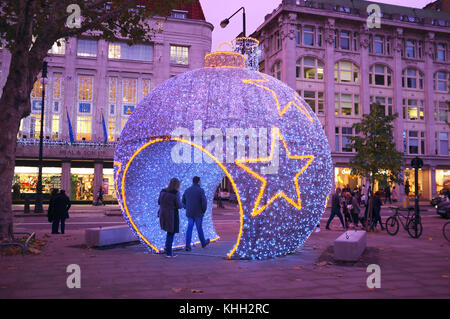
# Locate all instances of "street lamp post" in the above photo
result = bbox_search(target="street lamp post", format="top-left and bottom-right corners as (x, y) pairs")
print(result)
(411, 156), (423, 237)
(220, 6), (246, 38)
(34, 61), (48, 214)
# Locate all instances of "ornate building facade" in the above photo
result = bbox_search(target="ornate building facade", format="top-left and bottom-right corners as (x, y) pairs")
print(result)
(1, 1), (213, 202)
(252, 0), (450, 200)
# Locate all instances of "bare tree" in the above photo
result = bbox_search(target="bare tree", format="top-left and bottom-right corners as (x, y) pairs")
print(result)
(0, 0), (193, 241)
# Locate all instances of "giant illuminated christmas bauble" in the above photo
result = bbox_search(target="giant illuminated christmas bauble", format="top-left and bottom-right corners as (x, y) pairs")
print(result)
(114, 51), (333, 260)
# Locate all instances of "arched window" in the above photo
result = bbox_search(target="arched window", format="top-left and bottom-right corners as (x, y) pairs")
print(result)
(402, 68), (423, 89)
(369, 64), (392, 87)
(334, 61), (359, 83)
(434, 71), (449, 92)
(272, 61), (281, 80)
(295, 57), (324, 80)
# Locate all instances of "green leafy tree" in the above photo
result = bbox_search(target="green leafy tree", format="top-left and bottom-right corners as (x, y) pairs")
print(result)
(348, 103), (404, 229)
(0, 0), (193, 241)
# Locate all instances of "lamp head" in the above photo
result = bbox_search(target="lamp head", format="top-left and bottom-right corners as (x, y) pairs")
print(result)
(220, 18), (229, 28)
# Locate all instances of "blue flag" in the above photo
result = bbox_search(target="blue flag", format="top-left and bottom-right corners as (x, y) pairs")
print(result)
(66, 111), (74, 144)
(101, 113), (108, 144)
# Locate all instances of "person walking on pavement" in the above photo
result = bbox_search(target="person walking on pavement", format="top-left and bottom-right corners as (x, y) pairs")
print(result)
(158, 178), (182, 258)
(94, 186), (105, 206)
(371, 191), (384, 231)
(183, 176), (210, 251)
(52, 189), (71, 234)
(326, 188), (346, 230)
(384, 185), (392, 204)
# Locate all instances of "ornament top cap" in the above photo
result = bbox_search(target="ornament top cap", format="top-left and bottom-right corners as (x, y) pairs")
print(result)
(204, 41), (245, 69)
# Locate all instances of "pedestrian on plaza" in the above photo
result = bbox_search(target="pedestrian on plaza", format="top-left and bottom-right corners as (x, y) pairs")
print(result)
(405, 180), (410, 197)
(52, 189), (71, 234)
(158, 178), (182, 258)
(326, 188), (345, 230)
(47, 188), (59, 223)
(371, 191), (384, 231)
(392, 186), (398, 202)
(94, 186), (105, 206)
(384, 185), (392, 204)
(183, 176), (210, 251)
(349, 192), (361, 228)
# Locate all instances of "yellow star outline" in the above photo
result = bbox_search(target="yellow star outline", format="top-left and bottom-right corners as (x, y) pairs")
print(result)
(235, 126), (314, 217)
(242, 73), (315, 122)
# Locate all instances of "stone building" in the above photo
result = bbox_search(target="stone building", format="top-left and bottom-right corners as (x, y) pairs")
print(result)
(252, 0), (450, 200)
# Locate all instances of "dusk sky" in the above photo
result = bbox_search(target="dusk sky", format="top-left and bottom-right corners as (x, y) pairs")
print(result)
(200, 0), (433, 52)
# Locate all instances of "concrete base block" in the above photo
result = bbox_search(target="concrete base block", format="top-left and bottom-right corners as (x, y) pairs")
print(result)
(85, 225), (137, 247)
(333, 230), (366, 261)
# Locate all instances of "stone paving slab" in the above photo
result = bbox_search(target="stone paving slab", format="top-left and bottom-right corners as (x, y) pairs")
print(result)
(0, 209), (449, 299)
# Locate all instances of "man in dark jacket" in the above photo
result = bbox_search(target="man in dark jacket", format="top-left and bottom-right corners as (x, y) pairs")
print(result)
(183, 176), (209, 251)
(52, 189), (71, 234)
(326, 188), (345, 230)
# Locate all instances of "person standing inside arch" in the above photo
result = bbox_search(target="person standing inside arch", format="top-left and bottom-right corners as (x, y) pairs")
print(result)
(183, 176), (210, 251)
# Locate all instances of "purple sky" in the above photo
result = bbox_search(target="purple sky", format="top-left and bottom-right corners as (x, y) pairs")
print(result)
(200, 0), (433, 52)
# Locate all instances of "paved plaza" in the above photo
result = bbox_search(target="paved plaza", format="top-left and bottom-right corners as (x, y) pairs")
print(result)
(1, 203), (449, 299)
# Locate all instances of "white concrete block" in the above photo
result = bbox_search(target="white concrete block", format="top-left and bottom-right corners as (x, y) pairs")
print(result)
(333, 230), (366, 261)
(85, 225), (138, 247)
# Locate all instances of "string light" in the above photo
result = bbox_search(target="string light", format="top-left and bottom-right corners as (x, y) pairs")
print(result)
(114, 52), (333, 260)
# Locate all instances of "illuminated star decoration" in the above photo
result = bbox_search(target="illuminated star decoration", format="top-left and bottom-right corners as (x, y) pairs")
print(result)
(235, 126), (314, 217)
(242, 73), (314, 122)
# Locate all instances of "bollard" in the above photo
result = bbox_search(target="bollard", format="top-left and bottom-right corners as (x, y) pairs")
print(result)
(24, 197), (30, 214)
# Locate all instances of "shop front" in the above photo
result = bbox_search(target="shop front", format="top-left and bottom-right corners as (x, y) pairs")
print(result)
(404, 168), (431, 200)
(13, 166), (61, 199)
(102, 168), (117, 200)
(334, 167), (362, 191)
(436, 169), (450, 195)
(70, 167), (94, 201)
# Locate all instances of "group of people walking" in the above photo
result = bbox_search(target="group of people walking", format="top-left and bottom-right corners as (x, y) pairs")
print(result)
(158, 176), (210, 258)
(326, 185), (386, 231)
(47, 189), (71, 234)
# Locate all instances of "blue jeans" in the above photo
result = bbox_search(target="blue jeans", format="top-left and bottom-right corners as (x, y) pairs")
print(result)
(165, 232), (175, 256)
(326, 207), (345, 229)
(185, 217), (206, 248)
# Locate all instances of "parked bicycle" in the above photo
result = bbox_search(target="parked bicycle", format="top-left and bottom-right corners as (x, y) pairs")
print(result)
(386, 206), (423, 239)
(443, 222), (450, 242)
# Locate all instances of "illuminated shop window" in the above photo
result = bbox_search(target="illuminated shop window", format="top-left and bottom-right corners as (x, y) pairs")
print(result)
(434, 71), (449, 92)
(369, 64), (392, 86)
(48, 39), (65, 55)
(76, 115), (91, 141)
(402, 68), (423, 89)
(170, 45), (189, 65)
(77, 39), (97, 57)
(296, 57), (324, 80)
(335, 93), (359, 116)
(402, 98), (424, 120)
(108, 42), (153, 61)
(334, 61), (359, 83)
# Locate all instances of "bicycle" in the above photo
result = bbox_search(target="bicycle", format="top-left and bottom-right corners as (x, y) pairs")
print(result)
(385, 206), (423, 239)
(443, 222), (450, 242)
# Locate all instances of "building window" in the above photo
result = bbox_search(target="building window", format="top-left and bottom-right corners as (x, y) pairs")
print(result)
(370, 96), (393, 116)
(108, 43), (153, 61)
(334, 61), (359, 83)
(404, 130), (425, 155)
(296, 26), (301, 45)
(272, 61), (281, 80)
(142, 79), (151, 97)
(436, 132), (449, 155)
(335, 93), (359, 116)
(434, 71), (449, 92)
(300, 90), (324, 115)
(77, 39), (97, 57)
(170, 45), (189, 65)
(274, 31), (281, 51)
(403, 98), (424, 121)
(51, 114), (59, 140)
(171, 10), (187, 19)
(109, 77), (117, 104)
(48, 39), (66, 55)
(369, 64), (392, 86)
(77, 75), (93, 106)
(122, 78), (137, 105)
(335, 127), (355, 152)
(30, 113), (41, 139)
(303, 26), (314, 46)
(435, 101), (449, 122)
(296, 57), (324, 80)
(436, 43), (446, 61)
(402, 68), (423, 89)
(374, 35), (384, 54)
(340, 31), (350, 50)
(404, 39), (423, 59)
(108, 118), (115, 142)
(53, 73), (62, 100)
(76, 115), (91, 141)
(31, 77), (43, 98)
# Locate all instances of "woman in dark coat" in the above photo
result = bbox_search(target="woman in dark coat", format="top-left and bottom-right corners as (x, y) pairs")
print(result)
(158, 178), (182, 257)
(52, 189), (71, 234)
(47, 188), (59, 223)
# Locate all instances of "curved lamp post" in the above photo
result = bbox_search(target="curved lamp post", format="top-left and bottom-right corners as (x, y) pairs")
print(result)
(220, 6), (246, 37)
